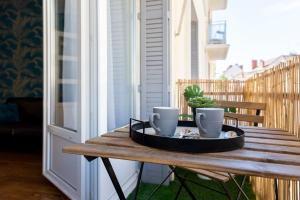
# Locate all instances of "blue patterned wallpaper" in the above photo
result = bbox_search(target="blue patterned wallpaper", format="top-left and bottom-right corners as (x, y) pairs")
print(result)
(0, 0), (43, 103)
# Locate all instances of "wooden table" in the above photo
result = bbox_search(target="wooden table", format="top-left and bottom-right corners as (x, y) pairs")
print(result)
(63, 126), (300, 200)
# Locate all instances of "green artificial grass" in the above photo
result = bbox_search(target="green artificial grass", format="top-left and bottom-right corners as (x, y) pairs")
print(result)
(128, 168), (256, 200)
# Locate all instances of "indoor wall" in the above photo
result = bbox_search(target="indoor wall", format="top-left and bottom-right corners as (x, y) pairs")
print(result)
(0, 0), (43, 103)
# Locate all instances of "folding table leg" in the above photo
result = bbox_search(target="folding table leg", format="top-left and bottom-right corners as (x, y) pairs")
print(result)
(101, 158), (126, 200)
(146, 168), (175, 200)
(173, 171), (232, 199)
(228, 173), (249, 200)
(133, 162), (144, 200)
(174, 183), (183, 200)
(219, 182), (233, 200)
(133, 163), (176, 200)
(169, 166), (198, 200)
(173, 171), (190, 200)
(236, 175), (247, 200)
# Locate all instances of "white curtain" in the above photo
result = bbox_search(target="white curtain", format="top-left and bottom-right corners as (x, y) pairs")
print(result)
(107, 0), (132, 131)
(100, 2), (137, 199)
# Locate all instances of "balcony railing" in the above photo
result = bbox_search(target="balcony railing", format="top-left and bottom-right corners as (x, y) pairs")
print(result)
(208, 21), (227, 44)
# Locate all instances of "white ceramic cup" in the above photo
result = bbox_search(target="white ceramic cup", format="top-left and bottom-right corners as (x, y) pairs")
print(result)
(196, 108), (224, 138)
(149, 107), (179, 137)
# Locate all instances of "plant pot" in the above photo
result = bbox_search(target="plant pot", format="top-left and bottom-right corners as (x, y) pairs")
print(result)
(191, 107), (196, 121)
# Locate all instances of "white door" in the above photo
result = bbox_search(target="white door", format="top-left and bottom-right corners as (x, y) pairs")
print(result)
(43, 0), (91, 199)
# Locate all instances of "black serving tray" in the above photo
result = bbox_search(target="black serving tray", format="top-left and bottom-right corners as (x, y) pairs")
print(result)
(129, 119), (244, 153)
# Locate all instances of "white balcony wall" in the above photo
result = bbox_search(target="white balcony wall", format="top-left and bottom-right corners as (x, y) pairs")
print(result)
(192, 0), (210, 79)
(171, 0), (191, 81)
(170, 0), (209, 83)
(170, 0), (191, 108)
(170, 0), (210, 107)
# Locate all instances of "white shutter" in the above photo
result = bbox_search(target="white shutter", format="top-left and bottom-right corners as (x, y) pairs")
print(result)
(140, 0), (171, 185)
(141, 0), (169, 120)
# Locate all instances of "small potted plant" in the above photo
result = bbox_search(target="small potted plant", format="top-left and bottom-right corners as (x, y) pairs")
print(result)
(183, 85), (216, 121)
(187, 96), (216, 120)
(183, 85), (203, 102)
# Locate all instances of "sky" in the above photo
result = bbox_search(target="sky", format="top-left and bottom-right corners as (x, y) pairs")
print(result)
(213, 0), (300, 74)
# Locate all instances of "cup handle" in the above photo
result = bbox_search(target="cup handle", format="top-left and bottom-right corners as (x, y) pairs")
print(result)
(149, 113), (161, 133)
(196, 113), (209, 135)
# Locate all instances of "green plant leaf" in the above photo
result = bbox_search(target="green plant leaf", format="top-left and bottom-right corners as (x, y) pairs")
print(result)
(229, 107), (237, 113)
(179, 114), (193, 120)
(187, 96), (216, 108)
(224, 107), (237, 113)
(183, 85), (203, 101)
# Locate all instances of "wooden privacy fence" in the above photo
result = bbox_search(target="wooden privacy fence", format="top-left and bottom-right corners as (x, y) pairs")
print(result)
(244, 57), (300, 137)
(176, 55), (300, 200)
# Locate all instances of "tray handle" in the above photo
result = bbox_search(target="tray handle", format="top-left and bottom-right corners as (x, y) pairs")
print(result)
(130, 118), (146, 138)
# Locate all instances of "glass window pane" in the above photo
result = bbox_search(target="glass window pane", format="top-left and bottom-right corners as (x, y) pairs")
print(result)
(53, 0), (80, 131)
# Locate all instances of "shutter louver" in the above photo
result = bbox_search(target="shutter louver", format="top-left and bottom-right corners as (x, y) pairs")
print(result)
(141, 0), (169, 119)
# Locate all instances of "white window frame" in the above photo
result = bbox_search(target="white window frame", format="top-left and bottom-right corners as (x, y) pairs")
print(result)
(43, 0), (92, 199)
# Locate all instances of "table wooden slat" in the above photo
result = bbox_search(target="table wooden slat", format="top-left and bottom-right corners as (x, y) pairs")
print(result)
(102, 132), (128, 138)
(245, 132), (299, 141)
(188, 168), (230, 181)
(63, 143), (300, 180)
(87, 136), (300, 166)
(114, 127), (129, 133)
(244, 143), (300, 155)
(246, 137), (300, 147)
(64, 126), (300, 181)
(97, 134), (300, 156)
(95, 135), (300, 156)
